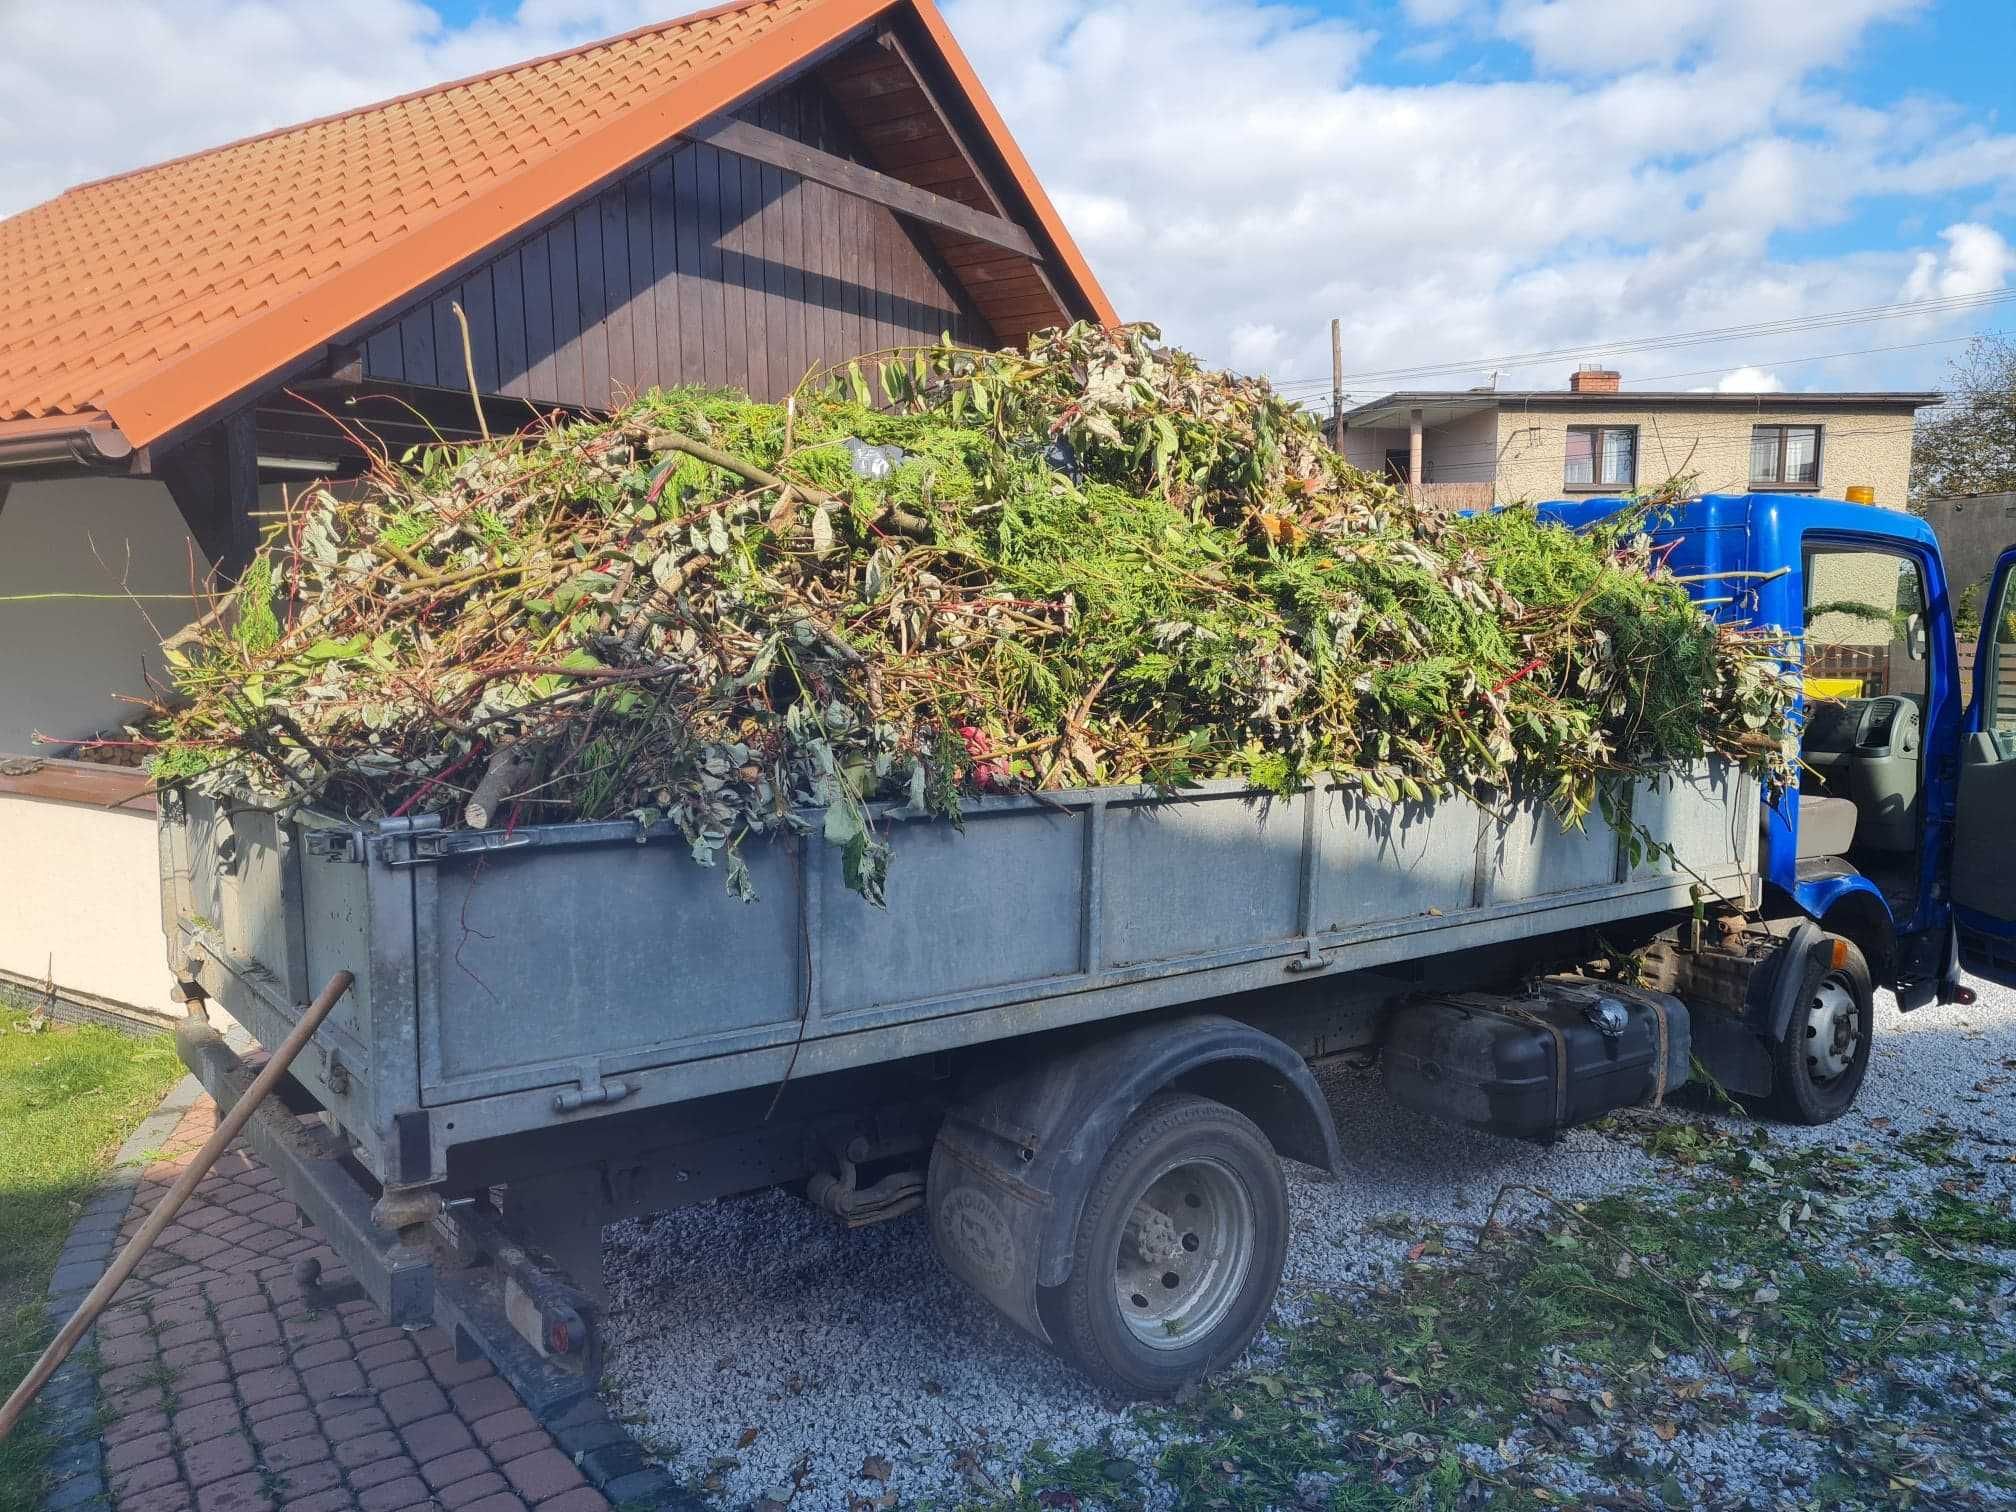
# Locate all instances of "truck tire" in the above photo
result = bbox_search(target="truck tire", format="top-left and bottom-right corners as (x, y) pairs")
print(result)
(1766, 937), (1873, 1125)
(1040, 1092), (1287, 1396)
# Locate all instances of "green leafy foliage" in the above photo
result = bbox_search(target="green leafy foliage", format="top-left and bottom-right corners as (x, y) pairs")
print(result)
(229, 553), (278, 653)
(144, 323), (1796, 900)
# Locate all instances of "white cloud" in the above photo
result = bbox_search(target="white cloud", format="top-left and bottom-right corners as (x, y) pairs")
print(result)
(1401, 0), (1479, 24)
(0, 0), (2009, 410)
(1900, 223), (2016, 302)
(1227, 322), (1288, 372)
(944, 0), (2016, 400)
(1700, 367), (1786, 393)
(1496, 0), (1927, 79)
(0, 1), (675, 214)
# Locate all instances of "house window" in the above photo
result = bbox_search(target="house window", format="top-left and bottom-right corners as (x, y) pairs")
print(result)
(1564, 425), (1636, 488)
(1751, 424), (1822, 487)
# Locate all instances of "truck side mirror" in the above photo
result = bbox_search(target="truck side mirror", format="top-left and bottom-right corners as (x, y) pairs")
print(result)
(1906, 612), (1927, 662)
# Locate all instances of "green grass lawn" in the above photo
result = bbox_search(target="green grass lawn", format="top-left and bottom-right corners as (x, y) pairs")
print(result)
(0, 994), (182, 1512)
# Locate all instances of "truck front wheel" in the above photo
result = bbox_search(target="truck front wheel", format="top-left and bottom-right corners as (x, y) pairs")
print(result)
(1041, 1092), (1287, 1395)
(1767, 937), (1873, 1125)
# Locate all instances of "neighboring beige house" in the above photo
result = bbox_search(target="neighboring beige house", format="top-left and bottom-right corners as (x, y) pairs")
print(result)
(1341, 367), (1939, 512)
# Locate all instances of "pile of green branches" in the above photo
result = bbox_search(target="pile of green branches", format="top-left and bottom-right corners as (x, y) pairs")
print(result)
(142, 323), (1798, 901)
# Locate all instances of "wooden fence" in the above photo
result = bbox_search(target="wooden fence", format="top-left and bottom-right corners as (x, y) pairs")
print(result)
(1806, 644), (1892, 697)
(1957, 643), (2016, 717)
(1417, 482), (1498, 511)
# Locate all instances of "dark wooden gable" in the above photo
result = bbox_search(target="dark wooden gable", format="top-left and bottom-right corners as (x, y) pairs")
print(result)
(359, 73), (994, 410)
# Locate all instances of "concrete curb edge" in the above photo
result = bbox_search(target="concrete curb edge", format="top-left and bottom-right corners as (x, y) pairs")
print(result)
(34, 1073), (205, 1511)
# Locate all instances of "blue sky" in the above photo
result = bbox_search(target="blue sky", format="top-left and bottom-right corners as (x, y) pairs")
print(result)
(4, 0), (2011, 402)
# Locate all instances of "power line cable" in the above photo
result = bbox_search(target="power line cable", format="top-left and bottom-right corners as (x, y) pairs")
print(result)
(1279, 331), (1994, 404)
(1273, 287), (2016, 391)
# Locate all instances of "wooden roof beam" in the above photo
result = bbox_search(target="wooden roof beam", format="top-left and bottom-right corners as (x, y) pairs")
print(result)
(685, 114), (1043, 262)
(865, 25), (1075, 327)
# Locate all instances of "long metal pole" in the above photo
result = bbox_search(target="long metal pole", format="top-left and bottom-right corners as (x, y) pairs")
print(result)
(0, 971), (354, 1441)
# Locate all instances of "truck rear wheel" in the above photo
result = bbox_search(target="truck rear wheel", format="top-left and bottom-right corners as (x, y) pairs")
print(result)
(1041, 1093), (1286, 1396)
(1766, 937), (1873, 1125)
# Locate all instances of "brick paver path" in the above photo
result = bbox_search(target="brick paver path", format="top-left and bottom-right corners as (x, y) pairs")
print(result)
(91, 1097), (609, 1512)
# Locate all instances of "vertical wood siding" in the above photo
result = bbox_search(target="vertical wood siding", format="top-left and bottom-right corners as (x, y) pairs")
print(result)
(361, 76), (992, 408)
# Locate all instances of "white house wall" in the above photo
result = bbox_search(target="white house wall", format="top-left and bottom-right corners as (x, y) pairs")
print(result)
(0, 474), (235, 1022)
(1342, 425), (1407, 476)
(1421, 407), (1499, 485)
(0, 477), (214, 755)
(0, 797), (178, 1016)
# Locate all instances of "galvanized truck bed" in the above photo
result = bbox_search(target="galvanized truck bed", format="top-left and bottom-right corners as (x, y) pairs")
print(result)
(160, 762), (1756, 1191)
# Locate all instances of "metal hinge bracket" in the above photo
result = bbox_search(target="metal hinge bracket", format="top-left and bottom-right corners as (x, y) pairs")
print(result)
(1285, 940), (1333, 973)
(553, 1066), (637, 1114)
(304, 830), (365, 863)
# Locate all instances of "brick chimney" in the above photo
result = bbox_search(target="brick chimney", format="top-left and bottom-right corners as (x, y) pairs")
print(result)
(1570, 364), (1621, 394)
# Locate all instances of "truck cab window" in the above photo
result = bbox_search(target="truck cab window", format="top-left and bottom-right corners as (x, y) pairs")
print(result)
(1799, 545), (1927, 914)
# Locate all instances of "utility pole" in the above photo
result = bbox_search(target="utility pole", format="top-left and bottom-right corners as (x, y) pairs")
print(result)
(1329, 318), (1344, 453)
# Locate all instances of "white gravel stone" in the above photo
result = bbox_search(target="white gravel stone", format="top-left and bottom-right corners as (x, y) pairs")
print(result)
(600, 974), (2016, 1509)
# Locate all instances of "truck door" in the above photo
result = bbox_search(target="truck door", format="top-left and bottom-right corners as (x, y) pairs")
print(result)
(1953, 546), (2016, 984)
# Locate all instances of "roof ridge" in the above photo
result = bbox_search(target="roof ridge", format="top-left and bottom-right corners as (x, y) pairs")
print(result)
(26, 0), (811, 406)
(59, 0), (787, 199)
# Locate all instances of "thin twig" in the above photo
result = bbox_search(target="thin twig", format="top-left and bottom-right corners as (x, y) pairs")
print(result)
(451, 302), (491, 443)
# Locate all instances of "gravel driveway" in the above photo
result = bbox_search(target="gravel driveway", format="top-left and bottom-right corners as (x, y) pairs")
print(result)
(600, 976), (2016, 1509)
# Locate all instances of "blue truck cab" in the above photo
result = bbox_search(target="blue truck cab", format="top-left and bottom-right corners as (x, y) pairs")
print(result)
(1541, 492), (2016, 1007)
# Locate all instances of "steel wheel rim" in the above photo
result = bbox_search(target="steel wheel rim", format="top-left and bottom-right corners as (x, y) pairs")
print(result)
(1113, 1156), (1256, 1351)
(1805, 972), (1860, 1084)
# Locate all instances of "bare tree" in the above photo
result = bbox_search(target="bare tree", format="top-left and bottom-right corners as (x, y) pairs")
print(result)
(1912, 334), (2016, 509)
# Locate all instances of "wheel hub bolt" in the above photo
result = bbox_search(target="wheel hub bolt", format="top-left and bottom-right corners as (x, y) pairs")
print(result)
(1125, 1202), (1183, 1265)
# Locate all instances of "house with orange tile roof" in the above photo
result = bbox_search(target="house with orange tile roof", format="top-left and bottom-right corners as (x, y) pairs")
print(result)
(0, 0), (1114, 1025)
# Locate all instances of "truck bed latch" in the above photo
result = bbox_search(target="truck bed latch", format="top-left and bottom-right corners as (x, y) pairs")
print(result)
(380, 830), (534, 867)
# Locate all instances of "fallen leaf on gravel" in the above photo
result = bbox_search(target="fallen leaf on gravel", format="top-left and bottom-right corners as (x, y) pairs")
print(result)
(737, 1426), (761, 1450)
(860, 1455), (892, 1483)
(1653, 1420), (1679, 1441)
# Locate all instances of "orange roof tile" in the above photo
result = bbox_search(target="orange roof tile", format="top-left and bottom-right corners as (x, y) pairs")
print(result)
(0, 0), (1113, 452)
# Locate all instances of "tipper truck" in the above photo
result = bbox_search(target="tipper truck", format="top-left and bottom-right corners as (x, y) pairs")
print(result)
(159, 490), (2016, 1405)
